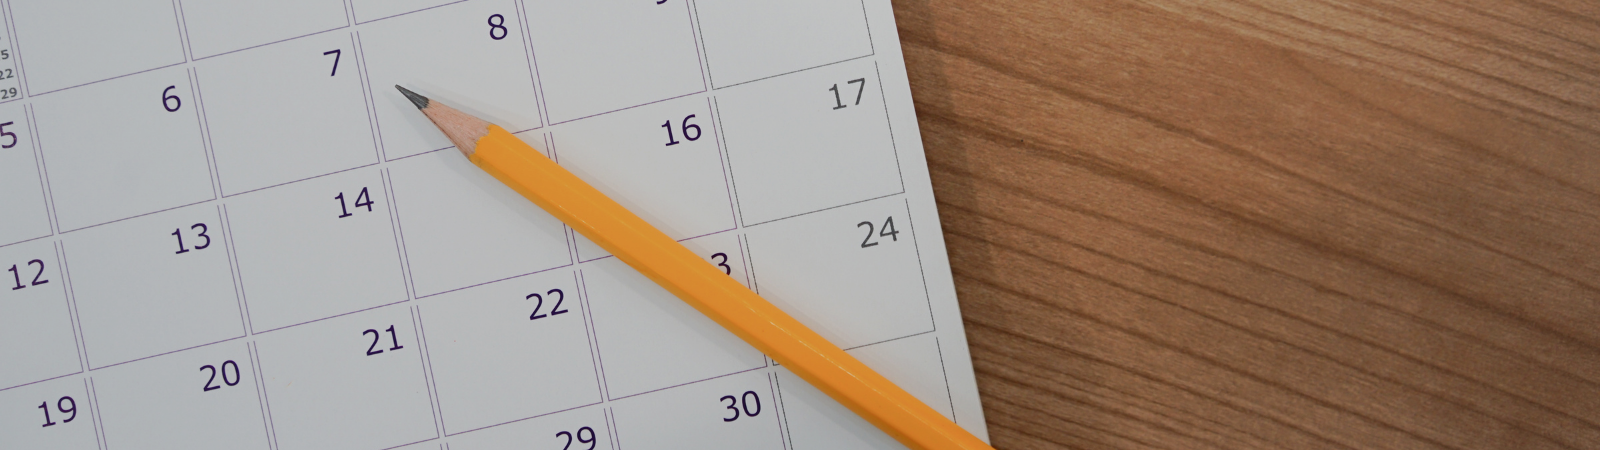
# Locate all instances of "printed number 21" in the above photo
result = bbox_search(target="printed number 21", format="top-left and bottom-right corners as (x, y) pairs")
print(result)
(364, 325), (404, 356)
(829, 78), (866, 110)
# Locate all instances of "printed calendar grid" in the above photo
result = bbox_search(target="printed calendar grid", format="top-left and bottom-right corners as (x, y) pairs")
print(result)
(0, 1), (973, 448)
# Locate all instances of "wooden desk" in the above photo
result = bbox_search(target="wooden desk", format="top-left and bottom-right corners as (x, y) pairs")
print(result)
(893, 1), (1600, 448)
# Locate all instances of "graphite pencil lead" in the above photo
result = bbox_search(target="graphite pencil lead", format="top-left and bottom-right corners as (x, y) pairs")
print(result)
(395, 85), (430, 110)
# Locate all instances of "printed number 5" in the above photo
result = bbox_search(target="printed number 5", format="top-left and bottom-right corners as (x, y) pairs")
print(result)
(0, 121), (16, 148)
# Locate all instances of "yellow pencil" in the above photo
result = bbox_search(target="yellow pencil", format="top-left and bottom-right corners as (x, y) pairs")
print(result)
(395, 86), (991, 450)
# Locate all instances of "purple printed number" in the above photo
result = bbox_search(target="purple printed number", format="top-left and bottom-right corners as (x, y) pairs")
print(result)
(556, 427), (597, 450)
(163, 86), (182, 112)
(335, 187), (374, 218)
(0, 121), (16, 148)
(661, 114), (701, 146)
(487, 14), (508, 40)
(363, 325), (404, 356)
(527, 288), (569, 320)
(720, 391), (761, 422)
(37, 396), (75, 427)
(199, 360), (241, 392)
(172, 223), (212, 254)
(7, 259), (47, 290)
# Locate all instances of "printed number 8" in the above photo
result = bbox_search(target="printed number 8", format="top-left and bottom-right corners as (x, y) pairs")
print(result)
(488, 14), (507, 40)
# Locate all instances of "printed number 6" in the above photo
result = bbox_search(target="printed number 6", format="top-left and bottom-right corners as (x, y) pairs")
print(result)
(162, 86), (181, 112)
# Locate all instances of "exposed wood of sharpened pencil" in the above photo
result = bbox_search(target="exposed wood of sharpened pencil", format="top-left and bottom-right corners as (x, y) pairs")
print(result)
(396, 85), (490, 157)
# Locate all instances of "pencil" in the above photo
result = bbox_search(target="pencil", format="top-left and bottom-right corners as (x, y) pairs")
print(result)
(395, 86), (991, 450)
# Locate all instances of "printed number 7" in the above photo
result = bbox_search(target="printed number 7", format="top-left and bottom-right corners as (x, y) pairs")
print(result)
(323, 49), (341, 77)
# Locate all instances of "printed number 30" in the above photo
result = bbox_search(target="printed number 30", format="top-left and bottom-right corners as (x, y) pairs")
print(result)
(721, 391), (761, 422)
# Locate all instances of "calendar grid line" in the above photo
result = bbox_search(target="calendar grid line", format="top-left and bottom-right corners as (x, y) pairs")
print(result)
(575, 270), (608, 402)
(842, 328), (936, 353)
(26, 60), (187, 98)
(85, 378), (107, 450)
(766, 372), (793, 450)
(875, 62), (908, 194)
(349, 31), (385, 164)
(518, 0), (552, 126)
(511, 0), (545, 129)
(607, 364), (768, 403)
(411, 259), (573, 300)
(771, 372), (798, 450)
(687, 0), (714, 89)
(187, 68), (225, 199)
(89, 334), (246, 372)
(443, 399), (604, 438)
(219, 205), (258, 335)
(380, 436), (440, 450)
(0, 369), (79, 393)
(189, 24), (352, 62)
(734, 233), (754, 289)
(24, 104), (59, 235)
(934, 337), (959, 424)
(902, 198), (937, 333)
(605, 407), (623, 450)
(710, 53), (874, 92)
(741, 191), (905, 229)
(411, 306), (447, 439)
(709, 98), (746, 226)
(380, 168), (419, 300)
(248, 298), (410, 336)
(217, 205), (252, 336)
(855, 0), (877, 56)
(54, 240), (92, 371)
(604, 407), (619, 450)
(341, 0), (355, 27)
(171, 0), (192, 62)
(0, 232), (49, 250)
(547, 88), (705, 127)
(219, 161), (380, 199)
(739, 234), (759, 294)
(574, 226), (738, 264)
(53, 197), (216, 236)
(0, 0), (30, 97)
(247, 342), (281, 450)
(354, 0), (470, 26)
(704, 96), (740, 234)
(577, 270), (614, 401)
(681, 0), (708, 93)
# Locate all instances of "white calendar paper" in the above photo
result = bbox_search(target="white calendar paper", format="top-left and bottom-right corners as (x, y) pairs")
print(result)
(0, 1), (989, 448)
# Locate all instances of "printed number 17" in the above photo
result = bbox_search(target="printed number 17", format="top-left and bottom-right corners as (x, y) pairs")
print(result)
(830, 78), (866, 110)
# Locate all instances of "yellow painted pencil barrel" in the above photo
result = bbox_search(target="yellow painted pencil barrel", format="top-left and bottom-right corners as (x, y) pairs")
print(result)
(468, 125), (991, 450)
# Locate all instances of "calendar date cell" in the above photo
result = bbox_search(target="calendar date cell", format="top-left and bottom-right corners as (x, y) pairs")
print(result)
(33, 67), (214, 232)
(226, 168), (407, 332)
(10, 0), (184, 94)
(0, 239), (80, 391)
(447, 407), (611, 450)
(717, 59), (902, 225)
(524, 0), (705, 123)
(776, 334), (956, 449)
(0, 104), (50, 246)
(198, 32), (379, 195)
(91, 342), (270, 450)
(695, 0), (875, 88)
(609, 370), (784, 450)
(66, 205), (244, 368)
(348, 0), (458, 24)
(255, 305), (436, 450)
(180, 0), (348, 59)
(0, 376), (99, 450)
(744, 197), (933, 349)
(419, 269), (601, 434)
(582, 257), (764, 399)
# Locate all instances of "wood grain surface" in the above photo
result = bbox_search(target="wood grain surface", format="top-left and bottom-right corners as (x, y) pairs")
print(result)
(890, 0), (1600, 448)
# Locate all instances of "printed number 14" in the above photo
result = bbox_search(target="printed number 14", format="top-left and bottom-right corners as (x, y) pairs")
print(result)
(336, 187), (374, 218)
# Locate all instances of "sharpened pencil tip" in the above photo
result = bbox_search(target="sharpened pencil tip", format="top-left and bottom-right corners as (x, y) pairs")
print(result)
(395, 85), (430, 110)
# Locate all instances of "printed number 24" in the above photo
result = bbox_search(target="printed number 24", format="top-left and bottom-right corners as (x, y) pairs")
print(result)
(857, 216), (899, 248)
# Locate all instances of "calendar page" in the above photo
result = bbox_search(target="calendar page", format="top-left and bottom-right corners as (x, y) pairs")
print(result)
(0, 1), (989, 449)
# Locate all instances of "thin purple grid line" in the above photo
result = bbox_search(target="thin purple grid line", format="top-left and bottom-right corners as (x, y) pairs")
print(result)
(413, 260), (573, 300)
(841, 328), (934, 353)
(605, 407), (623, 450)
(682, 0), (707, 92)
(766, 372), (791, 450)
(87, 378), (108, 450)
(772, 372), (797, 450)
(385, 123), (546, 162)
(354, 0), (469, 25)
(217, 205), (251, 335)
(710, 98), (745, 226)
(2, 0), (31, 96)
(249, 298), (410, 336)
(901, 198), (936, 333)
(189, 68), (224, 199)
(342, 0), (354, 26)
(350, 32), (384, 164)
(548, 88), (705, 127)
(607, 364), (768, 403)
(411, 306), (445, 439)
(711, 53), (873, 91)
(26, 104), (60, 234)
(573, 270), (606, 402)
(740, 191), (903, 230)
(0, 368), (80, 393)
(221, 161), (379, 198)
(704, 97), (738, 231)
(244, 343), (277, 450)
(220, 205), (258, 334)
(55, 197), (215, 236)
(875, 62), (907, 193)
(733, 233), (752, 289)
(27, 60), (187, 98)
(545, 123), (557, 163)
(739, 234), (758, 294)
(191, 24), (351, 62)
(511, 0), (544, 129)
(518, 1), (551, 126)
(89, 335), (247, 372)
(564, 226), (581, 267)
(575, 225), (737, 264)
(172, 0), (192, 61)
(933, 337), (958, 422)
(856, 0), (876, 55)
(55, 240), (96, 369)
(578, 270), (613, 400)
(687, 0), (714, 89)
(53, 241), (88, 372)
(380, 168), (418, 300)
(442, 400), (603, 438)
(249, 342), (282, 450)
(0, 232), (49, 250)
(380, 437), (440, 450)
